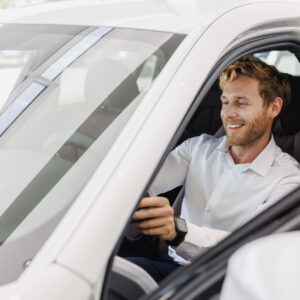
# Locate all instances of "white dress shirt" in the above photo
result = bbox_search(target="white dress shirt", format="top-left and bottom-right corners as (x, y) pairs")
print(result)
(149, 134), (300, 264)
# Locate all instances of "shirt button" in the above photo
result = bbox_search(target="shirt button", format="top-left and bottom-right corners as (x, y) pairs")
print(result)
(206, 208), (212, 213)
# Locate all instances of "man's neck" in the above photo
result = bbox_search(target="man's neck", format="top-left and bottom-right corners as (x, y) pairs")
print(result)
(229, 134), (271, 164)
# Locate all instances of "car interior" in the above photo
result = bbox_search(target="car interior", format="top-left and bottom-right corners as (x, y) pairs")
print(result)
(102, 46), (300, 300)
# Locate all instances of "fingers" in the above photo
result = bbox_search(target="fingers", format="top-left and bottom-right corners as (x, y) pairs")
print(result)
(138, 196), (170, 209)
(132, 195), (176, 240)
(137, 217), (172, 230)
(133, 201), (174, 221)
(137, 218), (176, 241)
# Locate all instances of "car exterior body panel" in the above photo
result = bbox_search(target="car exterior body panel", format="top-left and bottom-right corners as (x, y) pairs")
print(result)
(221, 231), (300, 300)
(0, 0), (299, 33)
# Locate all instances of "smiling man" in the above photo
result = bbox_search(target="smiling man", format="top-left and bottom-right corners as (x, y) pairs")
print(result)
(220, 58), (286, 164)
(128, 56), (300, 282)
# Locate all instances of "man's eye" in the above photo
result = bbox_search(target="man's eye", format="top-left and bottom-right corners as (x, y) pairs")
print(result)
(238, 102), (245, 106)
(222, 101), (228, 105)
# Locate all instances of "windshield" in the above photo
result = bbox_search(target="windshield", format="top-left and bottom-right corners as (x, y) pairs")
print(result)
(0, 23), (184, 283)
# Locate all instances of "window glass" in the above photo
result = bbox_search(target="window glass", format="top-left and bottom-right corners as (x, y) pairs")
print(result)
(0, 23), (185, 283)
(137, 54), (159, 91)
(255, 50), (300, 75)
(0, 50), (36, 111)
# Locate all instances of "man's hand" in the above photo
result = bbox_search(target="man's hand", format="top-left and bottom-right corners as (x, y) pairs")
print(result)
(133, 195), (177, 241)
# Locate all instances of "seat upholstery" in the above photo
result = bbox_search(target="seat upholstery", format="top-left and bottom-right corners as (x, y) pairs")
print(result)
(272, 75), (300, 162)
(105, 256), (158, 300)
(178, 80), (222, 144)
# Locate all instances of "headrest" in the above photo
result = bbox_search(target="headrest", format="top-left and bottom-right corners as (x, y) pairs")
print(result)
(274, 75), (300, 135)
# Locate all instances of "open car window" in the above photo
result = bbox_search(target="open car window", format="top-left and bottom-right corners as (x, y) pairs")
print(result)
(105, 42), (300, 299)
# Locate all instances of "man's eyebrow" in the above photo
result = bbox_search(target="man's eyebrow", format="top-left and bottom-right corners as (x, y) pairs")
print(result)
(235, 96), (249, 101)
(220, 95), (249, 101)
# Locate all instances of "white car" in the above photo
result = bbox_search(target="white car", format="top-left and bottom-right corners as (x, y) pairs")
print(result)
(0, 0), (299, 299)
(221, 231), (300, 300)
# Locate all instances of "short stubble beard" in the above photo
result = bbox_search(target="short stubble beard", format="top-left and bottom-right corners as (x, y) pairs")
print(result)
(223, 110), (270, 147)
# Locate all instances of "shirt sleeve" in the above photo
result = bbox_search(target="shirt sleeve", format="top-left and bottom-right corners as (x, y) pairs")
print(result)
(149, 137), (199, 195)
(249, 174), (300, 219)
(184, 221), (230, 247)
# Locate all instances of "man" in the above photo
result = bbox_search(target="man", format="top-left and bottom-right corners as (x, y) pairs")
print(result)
(127, 56), (300, 282)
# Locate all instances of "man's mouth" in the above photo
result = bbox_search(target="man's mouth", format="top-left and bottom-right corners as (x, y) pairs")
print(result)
(227, 124), (244, 129)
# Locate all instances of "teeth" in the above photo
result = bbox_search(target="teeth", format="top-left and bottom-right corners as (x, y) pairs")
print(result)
(228, 124), (243, 128)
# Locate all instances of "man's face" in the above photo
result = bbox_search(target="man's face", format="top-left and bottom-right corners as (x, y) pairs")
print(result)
(221, 76), (273, 147)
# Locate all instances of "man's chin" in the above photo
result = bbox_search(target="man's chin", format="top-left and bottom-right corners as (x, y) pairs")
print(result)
(226, 135), (247, 147)
(226, 132), (265, 147)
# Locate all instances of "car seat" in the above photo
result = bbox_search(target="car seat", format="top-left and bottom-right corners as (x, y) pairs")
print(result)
(105, 256), (158, 300)
(272, 75), (300, 163)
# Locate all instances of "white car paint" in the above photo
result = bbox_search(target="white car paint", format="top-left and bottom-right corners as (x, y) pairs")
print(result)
(0, 0), (298, 33)
(221, 232), (300, 300)
(0, 1), (300, 299)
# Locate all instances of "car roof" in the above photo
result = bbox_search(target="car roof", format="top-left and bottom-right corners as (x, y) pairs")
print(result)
(0, 0), (300, 34)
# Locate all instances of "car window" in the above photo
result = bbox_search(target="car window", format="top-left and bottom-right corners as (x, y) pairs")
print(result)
(108, 47), (300, 299)
(254, 50), (300, 76)
(0, 50), (35, 110)
(0, 23), (185, 284)
(155, 49), (300, 248)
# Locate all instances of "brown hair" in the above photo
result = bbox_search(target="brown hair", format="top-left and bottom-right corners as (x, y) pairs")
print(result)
(219, 55), (291, 107)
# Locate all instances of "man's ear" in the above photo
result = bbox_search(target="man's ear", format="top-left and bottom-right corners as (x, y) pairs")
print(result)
(269, 97), (283, 119)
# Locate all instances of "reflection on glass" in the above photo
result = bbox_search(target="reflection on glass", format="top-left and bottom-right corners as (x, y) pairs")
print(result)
(0, 50), (36, 111)
(0, 26), (113, 136)
(255, 50), (300, 76)
(137, 55), (158, 92)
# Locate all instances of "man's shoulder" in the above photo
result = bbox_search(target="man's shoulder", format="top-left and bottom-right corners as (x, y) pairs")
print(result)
(273, 146), (300, 174)
(180, 133), (225, 157)
(188, 133), (224, 146)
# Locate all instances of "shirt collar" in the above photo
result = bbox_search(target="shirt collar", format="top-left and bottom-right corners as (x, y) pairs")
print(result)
(215, 135), (277, 176)
(216, 136), (230, 153)
(248, 135), (277, 176)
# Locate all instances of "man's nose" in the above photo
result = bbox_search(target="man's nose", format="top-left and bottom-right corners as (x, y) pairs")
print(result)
(222, 103), (238, 119)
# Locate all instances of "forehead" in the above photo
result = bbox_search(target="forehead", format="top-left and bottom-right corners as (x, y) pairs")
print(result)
(222, 76), (261, 99)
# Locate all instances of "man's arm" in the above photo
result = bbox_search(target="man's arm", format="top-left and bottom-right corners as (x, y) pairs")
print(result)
(133, 136), (210, 242)
(249, 179), (300, 220)
(149, 137), (199, 195)
(133, 195), (229, 247)
(185, 221), (229, 248)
